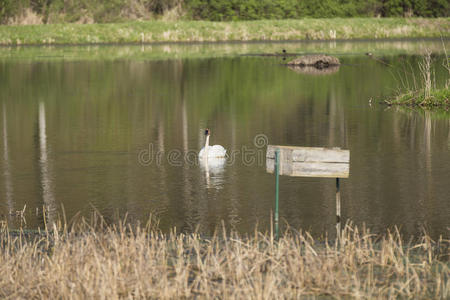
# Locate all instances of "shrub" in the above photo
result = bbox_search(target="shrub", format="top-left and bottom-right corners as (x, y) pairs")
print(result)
(0, 0), (448, 24)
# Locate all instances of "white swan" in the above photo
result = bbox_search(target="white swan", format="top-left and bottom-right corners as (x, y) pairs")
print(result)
(199, 128), (226, 158)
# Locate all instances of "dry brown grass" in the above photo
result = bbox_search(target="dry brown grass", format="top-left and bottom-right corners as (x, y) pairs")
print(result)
(7, 8), (43, 25)
(0, 216), (448, 299)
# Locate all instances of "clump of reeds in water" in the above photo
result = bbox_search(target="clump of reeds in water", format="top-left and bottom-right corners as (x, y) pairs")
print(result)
(0, 215), (448, 299)
(388, 46), (450, 108)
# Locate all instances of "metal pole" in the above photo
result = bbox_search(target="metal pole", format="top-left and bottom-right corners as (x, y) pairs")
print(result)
(336, 178), (341, 237)
(275, 149), (280, 240)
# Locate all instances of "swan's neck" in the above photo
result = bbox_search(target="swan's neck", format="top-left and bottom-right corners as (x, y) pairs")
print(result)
(205, 135), (210, 156)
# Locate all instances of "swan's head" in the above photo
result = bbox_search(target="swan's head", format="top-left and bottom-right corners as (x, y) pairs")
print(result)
(205, 128), (210, 136)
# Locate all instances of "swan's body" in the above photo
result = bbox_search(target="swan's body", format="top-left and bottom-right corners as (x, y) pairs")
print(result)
(199, 145), (226, 158)
(199, 129), (226, 158)
(199, 156), (226, 171)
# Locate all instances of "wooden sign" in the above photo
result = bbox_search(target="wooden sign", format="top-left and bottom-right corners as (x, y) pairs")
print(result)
(266, 145), (350, 178)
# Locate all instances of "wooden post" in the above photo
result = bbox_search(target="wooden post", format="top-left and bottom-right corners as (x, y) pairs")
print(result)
(336, 178), (341, 236)
(275, 149), (280, 240)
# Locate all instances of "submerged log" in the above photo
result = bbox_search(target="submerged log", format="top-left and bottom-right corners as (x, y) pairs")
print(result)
(286, 55), (340, 68)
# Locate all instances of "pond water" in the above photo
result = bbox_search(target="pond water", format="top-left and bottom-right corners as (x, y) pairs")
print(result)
(0, 40), (449, 238)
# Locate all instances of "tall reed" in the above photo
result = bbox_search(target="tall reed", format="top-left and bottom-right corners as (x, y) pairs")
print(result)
(419, 50), (432, 101)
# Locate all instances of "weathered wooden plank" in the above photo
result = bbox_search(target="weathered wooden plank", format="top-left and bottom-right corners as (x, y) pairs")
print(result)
(267, 160), (349, 178)
(267, 145), (349, 163)
(266, 145), (350, 178)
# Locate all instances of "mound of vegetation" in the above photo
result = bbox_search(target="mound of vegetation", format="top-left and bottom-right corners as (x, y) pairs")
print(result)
(387, 50), (450, 108)
(389, 88), (449, 107)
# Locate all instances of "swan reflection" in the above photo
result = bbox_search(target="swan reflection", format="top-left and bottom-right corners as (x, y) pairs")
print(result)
(199, 157), (226, 189)
(198, 128), (227, 188)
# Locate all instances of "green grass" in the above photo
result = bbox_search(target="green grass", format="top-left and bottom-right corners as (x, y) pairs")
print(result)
(0, 18), (449, 46)
(389, 88), (450, 107)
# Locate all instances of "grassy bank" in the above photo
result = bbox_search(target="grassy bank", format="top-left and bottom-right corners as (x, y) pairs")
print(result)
(0, 219), (448, 298)
(0, 18), (449, 46)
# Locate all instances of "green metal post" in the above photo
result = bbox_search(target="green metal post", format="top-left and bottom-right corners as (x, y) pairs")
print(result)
(336, 178), (341, 236)
(275, 149), (280, 240)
